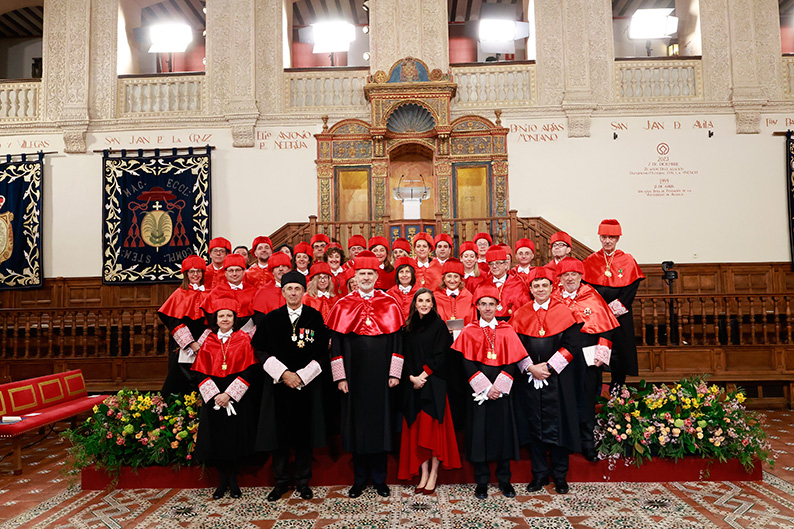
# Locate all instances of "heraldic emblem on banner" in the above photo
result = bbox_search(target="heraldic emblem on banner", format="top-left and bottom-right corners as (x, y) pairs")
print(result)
(0, 153), (43, 290)
(102, 148), (211, 284)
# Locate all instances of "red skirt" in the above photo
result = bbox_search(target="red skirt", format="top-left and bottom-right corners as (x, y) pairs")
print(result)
(398, 399), (462, 480)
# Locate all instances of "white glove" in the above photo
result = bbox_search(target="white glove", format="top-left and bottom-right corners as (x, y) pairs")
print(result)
(472, 384), (492, 405)
(533, 378), (549, 390)
(213, 402), (238, 416)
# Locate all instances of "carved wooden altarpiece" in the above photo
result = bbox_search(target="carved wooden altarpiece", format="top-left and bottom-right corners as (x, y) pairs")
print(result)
(315, 57), (509, 241)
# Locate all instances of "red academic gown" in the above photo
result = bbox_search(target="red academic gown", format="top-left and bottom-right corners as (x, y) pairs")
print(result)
(191, 330), (259, 462)
(483, 273), (531, 319)
(434, 287), (476, 325)
(582, 250), (645, 378)
(509, 299), (580, 451)
(327, 290), (405, 455)
(157, 286), (209, 396)
(302, 292), (338, 322)
(203, 265), (226, 290)
(251, 282), (286, 325)
(375, 266), (396, 291)
(398, 312), (461, 479)
(509, 266), (532, 291)
(244, 264), (274, 290)
(414, 261), (442, 290)
(463, 273), (484, 294)
(451, 320), (527, 463)
(386, 284), (420, 319)
(201, 282), (256, 323)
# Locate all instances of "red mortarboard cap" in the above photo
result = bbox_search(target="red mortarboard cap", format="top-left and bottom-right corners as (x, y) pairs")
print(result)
(412, 232), (435, 250)
(529, 266), (555, 284)
(557, 258), (585, 276)
(348, 234), (367, 249)
(368, 236), (390, 250)
(459, 241), (478, 257)
(268, 252), (292, 269)
(442, 258), (464, 276)
(325, 242), (343, 252)
(222, 253), (247, 270)
(598, 219), (622, 236)
(212, 297), (238, 314)
(353, 250), (380, 270)
(250, 236), (272, 252)
(394, 256), (416, 271)
(485, 245), (508, 263)
(309, 261), (332, 279)
(474, 284), (501, 303)
(499, 243), (513, 255)
(310, 233), (330, 246)
(181, 255), (206, 272)
(434, 233), (453, 247)
(294, 242), (312, 256)
(209, 237), (231, 252)
(474, 232), (493, 245)
(550, 231), (572, 247)
(515, 238), (536, 253)
(392, 237), (411, 253)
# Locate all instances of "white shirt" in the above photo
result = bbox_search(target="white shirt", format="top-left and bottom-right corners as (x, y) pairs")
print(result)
(359, 289), (374, 299)
(288, 306), (302, 323)
(229, 282), (243, 290)
(479, 318), (497, 329)
(297, 269), (309, 276)
(517, 266), (531, 274)
(317, 291), (330, 298)
(562, 290), (577, 299)
(465, 271), (476, 279)
(446, 288), (460, 297)
(399, 285), (412, 294)
(416, 260), (429, 268)
(492, 276), (506, 287)
(190, 284), (205, 292)
(533, 300), (550, 311)
(217, 330), (233, 343)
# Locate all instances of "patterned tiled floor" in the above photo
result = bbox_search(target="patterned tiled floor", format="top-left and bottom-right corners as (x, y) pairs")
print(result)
(2, 410), (794, 528)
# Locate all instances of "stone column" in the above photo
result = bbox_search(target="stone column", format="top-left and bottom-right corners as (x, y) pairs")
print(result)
(43, 0), (92, 153)
(89, 0), (118, 122)
(369, 0), (448, 73)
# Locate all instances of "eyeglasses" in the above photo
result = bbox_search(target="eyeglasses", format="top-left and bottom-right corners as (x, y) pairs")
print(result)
(551, 242), (569, 249)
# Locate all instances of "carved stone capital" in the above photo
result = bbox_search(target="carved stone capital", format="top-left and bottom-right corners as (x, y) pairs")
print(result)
(562, 94), (595, 138)
(61, 126), (88, 154)
(733, 103), (763, 134)
(230, 122), (255, 148)
(226, 105), (260, 147)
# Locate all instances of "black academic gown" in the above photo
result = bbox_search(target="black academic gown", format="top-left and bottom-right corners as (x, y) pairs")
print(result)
(587, 281), (640, 377)
(516, 328), (581, 453)
(252, 305), (329, 451)
(401, 312), (453, 427)
(331, 330), (402, 454)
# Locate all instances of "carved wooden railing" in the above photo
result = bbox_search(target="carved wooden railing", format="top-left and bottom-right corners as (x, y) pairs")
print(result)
(615, 57), (703, 101)
(0, 80), (40, 121)
(450, 61), (536, 108)
(0, 306), (166, 360)
(117, 73), (205, 117)
(284, 67), (369, 111)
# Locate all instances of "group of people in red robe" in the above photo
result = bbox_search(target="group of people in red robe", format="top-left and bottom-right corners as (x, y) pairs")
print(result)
(157, 219), (644, 500)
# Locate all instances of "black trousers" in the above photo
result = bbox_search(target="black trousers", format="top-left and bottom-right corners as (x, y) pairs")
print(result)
(472, 459), (511, 485)
(529, 441), (570, 482)
(580, 366), (602, 450)
(352, 452), (387, 485)
(272, 447), (313, 486)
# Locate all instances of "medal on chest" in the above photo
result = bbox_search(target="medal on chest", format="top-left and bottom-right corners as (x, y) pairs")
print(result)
(483, 326), (497, 360)
(220, 341), (228, 371)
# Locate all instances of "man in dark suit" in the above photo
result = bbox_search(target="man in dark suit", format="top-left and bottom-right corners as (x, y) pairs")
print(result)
(253, 271), (329, 501)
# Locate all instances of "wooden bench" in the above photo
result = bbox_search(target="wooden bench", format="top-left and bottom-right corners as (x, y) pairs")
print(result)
(0, 369), (106, 475)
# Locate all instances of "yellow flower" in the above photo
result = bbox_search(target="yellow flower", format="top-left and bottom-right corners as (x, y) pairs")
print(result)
(92, 405), (99, 413)
(171, 441), (179, 449)
(714, 441), (721, 447)
(736, 393), (746, 403)
(672, 428), (680, 436)
(632, 410), (640, 418)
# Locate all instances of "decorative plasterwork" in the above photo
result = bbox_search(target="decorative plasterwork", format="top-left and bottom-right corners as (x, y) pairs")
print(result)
(89, 0), (117, 121)
(370, 0), (448, 74)
(533, 0), (565, 107)
(699, 0), (732, 103)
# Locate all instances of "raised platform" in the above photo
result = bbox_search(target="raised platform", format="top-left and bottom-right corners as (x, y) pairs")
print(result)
(81, 447), (761, 490)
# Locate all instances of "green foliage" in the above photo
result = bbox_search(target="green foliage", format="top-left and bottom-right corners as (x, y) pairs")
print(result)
(63, 389), (201, 476)
(595, 376), (773, 471)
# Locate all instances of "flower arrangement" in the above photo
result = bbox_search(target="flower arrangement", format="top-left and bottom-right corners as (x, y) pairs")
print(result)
(595, 376), (773, 471)
(64, 389), (200, 475)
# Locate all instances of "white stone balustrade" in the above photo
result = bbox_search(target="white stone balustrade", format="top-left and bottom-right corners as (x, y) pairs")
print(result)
(118, 75), (204, 117)
(285, 68), (369, 110)
(616, 59), (703, 101)
(0, 82), (40, 120)
(451, 63), (536, 108)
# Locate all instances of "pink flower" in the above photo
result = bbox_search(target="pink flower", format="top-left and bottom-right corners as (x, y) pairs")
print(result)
(116, 437), (125, 446)
(141, 438), (149, 445)
(106, 432), (113, 439)
(107, 410), (114, 417)
(621, 388), (630, 399)
(186, 455), (192, 460)
(742, 438), (749, 447)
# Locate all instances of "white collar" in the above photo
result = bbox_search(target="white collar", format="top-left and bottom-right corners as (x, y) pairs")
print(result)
(416, 260), (429, 268)
(492, 275), (506, 285)
(217, 329), (233, 342)
(190, 283), (205, 291)
(479, 318), (497, 329)
(477, 258), (486, 262)
(436, 257), (448, 265)
(446, 288), (459, 297)
(359, 289), (374, 299)
(212, 264), (223, 270)
(275, 282), (281, 288)
(317, 291), (330, 298)
(562, 290), (577, 299)
(288, 305), (302, 317)
(229, 282), (243, 290)
(332, 268), (342, 275)
(297, 269), (309, 276)
(398, 284), (412, 294)
(517, 265), (531, 274)
(533, 300), (550, 311)
(464, 271), (475, 278)
(379, 263), (385, 269)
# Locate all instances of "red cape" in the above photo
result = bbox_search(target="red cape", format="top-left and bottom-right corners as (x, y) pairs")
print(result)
(244, 264), (274, 290)
(375, 267), (395, 290)
(158, 287), (207, 321)
(414, 262), (442, 290)
(326, 290), (405, 335)
(191, 331), (257, 377)
(451, 320), (527, 367)
(552, 284), (619, 334)
(302, 292), (338, 321)
(201, 282), (256, 317)
(483, 273), (531, 318)
(251, 282), (285, 314)
(509, 298), (576, 338)
(385, 284), (419, 319)
(203, 265), (226, 290)
(434, 288), (476, 325)
(582, 249), (645, 287)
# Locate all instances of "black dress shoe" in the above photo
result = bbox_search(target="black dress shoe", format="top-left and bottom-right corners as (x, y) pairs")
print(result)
(267, 484), (289, 502)
(348, 483), (365, 498)
(498, 482), (516, 498)
(374, 483), (390, 497)
(229, 484), (242, 499)
(582, 446), (598, 462)
(554, 479), (569, 494)
(474, 484), (488, 499)
(527, 477), (548, 493)
(212, 484), (227, 500)
(297, 485), (313, 499)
